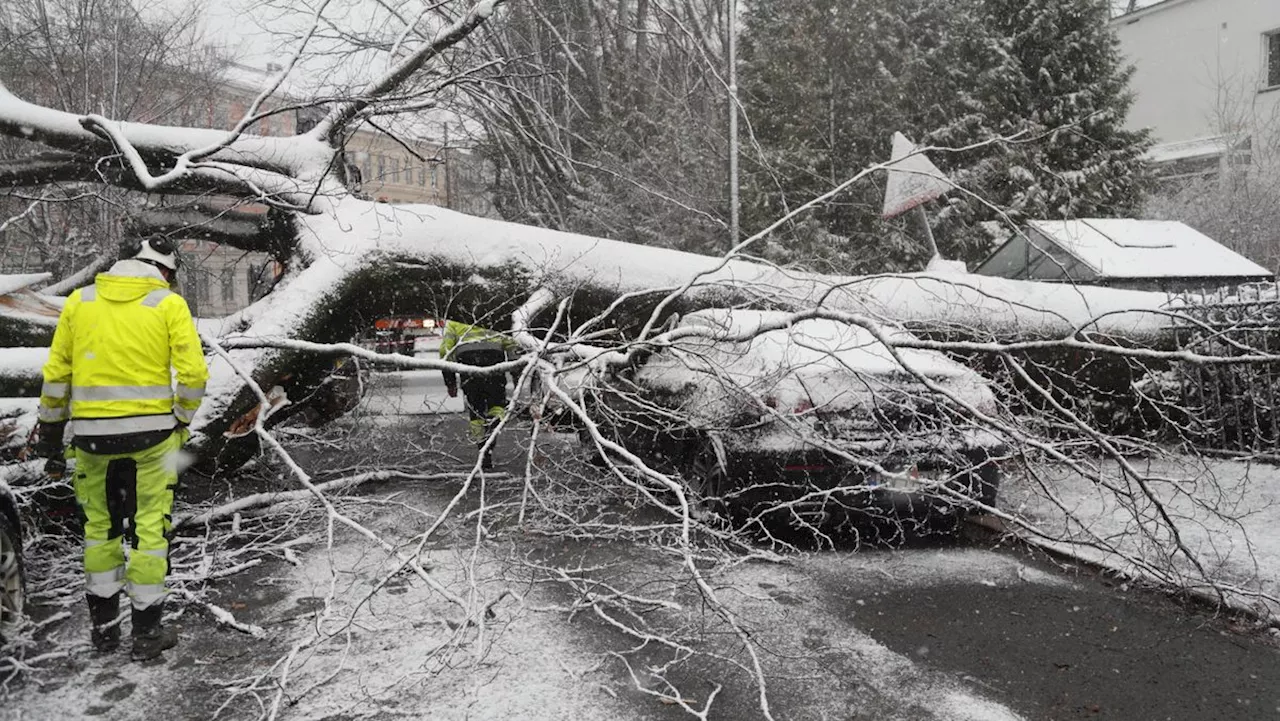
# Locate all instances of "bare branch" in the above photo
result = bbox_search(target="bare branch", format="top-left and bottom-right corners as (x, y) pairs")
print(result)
(311, 0), (508, 142)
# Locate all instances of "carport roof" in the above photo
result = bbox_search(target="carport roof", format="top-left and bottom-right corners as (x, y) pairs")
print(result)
(1023, 219), (1272, 280)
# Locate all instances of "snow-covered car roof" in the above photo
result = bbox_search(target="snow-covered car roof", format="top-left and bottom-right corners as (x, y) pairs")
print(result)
(678, 309), (974, 381)
(612, 310), (1002, 450)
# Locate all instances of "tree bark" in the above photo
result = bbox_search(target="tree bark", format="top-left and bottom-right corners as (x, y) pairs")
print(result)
(0, 184), (1179, 472)
(0, 152), (270, 198)
(129, 205), (297, 259)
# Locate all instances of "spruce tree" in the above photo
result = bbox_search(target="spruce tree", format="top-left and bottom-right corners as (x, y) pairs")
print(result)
(973, 0), (1150, 222)
(740, 0), (1008, 272)
(738, 0), (1150, 273)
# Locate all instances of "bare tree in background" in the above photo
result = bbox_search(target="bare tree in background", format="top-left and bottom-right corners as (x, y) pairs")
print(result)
(459, 0), (737, 255)
(0, 0), (224, 279)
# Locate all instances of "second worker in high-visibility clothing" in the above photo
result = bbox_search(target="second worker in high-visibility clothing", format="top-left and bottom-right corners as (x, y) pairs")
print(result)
(439, 321), (517, 470)
(33, 236), (208, 662)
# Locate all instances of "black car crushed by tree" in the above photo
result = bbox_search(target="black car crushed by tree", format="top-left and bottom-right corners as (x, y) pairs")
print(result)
(550, 310), (1010, 545)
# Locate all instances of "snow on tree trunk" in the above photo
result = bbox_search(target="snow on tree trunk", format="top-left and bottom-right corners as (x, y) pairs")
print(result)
(188, 193), (1178, 470)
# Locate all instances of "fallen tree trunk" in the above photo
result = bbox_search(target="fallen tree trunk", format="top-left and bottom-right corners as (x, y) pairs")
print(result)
(0, 192), (1180, 472)
(179, 194), (1181, 470)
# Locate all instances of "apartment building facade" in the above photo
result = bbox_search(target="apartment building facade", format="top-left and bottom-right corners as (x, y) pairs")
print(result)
(171, 64), (495, 316)
(1111, 0), (1280, 177)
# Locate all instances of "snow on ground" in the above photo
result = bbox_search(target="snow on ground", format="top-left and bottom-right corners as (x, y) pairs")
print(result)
(355, 364), (540, 417)
(3, 640), (197, 721)
(261, 507), (1040, 721)
(358, 369), (464, 416)
(596, 551), (1035, 721)
(265, 515), (660, 720)
(794, 546), (1078, 592)
(1002, 455), (1280, 620)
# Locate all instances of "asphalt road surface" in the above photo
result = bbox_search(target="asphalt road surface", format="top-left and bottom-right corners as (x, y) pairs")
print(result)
(357, 372), (1280, 720)
(6, 383), (1278, 720)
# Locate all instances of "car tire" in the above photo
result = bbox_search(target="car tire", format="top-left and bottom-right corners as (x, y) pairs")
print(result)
(0, 499), (25, 643)
(687, 437), (732, 522)
(973, 457), (1001, 510)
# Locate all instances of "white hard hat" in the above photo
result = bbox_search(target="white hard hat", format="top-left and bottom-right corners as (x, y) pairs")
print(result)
(133, 237), (180, 271)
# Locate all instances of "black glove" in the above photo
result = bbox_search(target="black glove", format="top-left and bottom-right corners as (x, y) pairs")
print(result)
(44, 456), (67, 481)
(33, 421), (67, 459)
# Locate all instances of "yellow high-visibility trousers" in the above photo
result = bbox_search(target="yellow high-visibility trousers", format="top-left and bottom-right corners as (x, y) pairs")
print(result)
(73, 430), (183, 609)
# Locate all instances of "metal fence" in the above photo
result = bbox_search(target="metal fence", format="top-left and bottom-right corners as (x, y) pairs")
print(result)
(1170, 283), (1280, 453)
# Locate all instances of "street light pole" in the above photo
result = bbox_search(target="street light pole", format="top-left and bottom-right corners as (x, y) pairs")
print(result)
(727, 0), (739, 249)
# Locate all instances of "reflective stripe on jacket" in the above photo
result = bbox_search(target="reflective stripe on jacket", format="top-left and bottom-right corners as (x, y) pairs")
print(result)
(39, 260), (210, 436)
(438, 321), (517, 361)
(438, 321), (516, 389)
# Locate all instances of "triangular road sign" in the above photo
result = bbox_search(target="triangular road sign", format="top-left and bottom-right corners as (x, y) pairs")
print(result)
(882, 132), (953, 219)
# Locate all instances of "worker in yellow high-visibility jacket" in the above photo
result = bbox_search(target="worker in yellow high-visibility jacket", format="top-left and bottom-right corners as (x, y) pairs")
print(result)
(33, 236), (208, 662)
(439, 321), (517, 470)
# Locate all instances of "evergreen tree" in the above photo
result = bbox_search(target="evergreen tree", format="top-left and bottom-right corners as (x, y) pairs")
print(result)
(963, 0), (1150, 226)
(738, 0), (1150, 274)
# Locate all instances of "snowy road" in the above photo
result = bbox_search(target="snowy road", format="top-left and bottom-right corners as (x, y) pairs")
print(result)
(14, 444), (1278, 721)
(359, 367), (466, 416)
(6, 376), (1280, 720)
(358, 367), (531, 418)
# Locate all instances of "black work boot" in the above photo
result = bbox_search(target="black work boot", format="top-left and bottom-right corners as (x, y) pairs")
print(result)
(130, 603), (178, 662)
(87, 593), (121, 652)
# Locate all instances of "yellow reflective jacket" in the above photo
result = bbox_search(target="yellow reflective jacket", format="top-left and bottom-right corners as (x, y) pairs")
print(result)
(38, 260), (210, 437)
(438, 321), (516, 360)
(439, 321), (516, 389)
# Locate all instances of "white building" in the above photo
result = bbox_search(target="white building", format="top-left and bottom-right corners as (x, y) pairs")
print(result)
(1111, 0), (1280, 178)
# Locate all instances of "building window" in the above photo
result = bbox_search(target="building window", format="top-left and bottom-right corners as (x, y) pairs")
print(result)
(390, 156), (401, 183)
(1269, 31), (1280, 89)
(248, 264), (272, 302)
(376, 154), (385, 180)
(221, 268), (237, 304)
(418, 166), (426, 186)
(430, 166), (439, 188)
